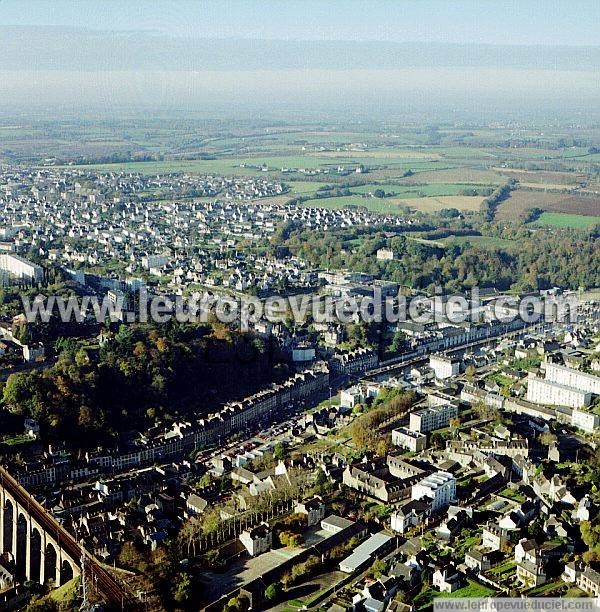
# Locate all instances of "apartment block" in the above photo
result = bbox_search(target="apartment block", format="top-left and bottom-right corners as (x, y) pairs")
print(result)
(545, 362), (600, 395)
(391, 427), (427, 452)
(0, 253), (43, 282)
(526, 377), (591, 409)
(409, 403), (458, 434)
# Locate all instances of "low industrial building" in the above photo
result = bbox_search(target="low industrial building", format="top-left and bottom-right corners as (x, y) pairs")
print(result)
(339, 532), (394, 573)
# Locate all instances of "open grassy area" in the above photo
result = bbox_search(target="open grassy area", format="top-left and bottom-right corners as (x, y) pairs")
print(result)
(532, 212), (599, 229)
(58, 150), (454, 177)
(285, 181), (328, 195)
(438, 580), (496, 598)
(489, 560), (516, 577)
(526, 580), (565, 596)
(498, 487), (526, 502)
(300, 195), (407, 214)
(351, 182), (483, 197)
(399, 195), (484, 212)
(1, 434), (34, 447)
(49, 577), (80, 603)
(414, 580), (496, 611)
(301, 191), (484, 214)
(440, 235), (519, 250)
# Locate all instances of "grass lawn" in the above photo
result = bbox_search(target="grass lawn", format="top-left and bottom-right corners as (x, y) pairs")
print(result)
(531, 212), (599, 229)
(486, 373), (513, 388)
(526, 580), (565, 596)
(454, 534), (481, 558)
(1, 434), (34, 447)
(398, 195), (484, 212)
(438, 580), (496, 598)
(498, 487), (526, 502)
(414, 580), (495, 610)
(489, 560), (516, 577)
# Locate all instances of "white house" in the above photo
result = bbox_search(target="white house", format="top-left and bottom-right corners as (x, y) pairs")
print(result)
(433, 566), (461, 593)
(239, 522), (273, 557)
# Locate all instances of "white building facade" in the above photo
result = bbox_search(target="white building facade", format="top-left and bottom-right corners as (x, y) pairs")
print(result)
(409, 404), (458, 433)
(526, 377), (591, 408)
(411, 471), (456, 512)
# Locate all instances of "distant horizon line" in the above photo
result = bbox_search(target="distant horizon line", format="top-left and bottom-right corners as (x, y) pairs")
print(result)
(3, 26), (600, 48)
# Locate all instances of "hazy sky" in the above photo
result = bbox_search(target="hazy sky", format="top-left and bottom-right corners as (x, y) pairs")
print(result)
(1, 1), (598, 117)
(2, 0), (600, 45)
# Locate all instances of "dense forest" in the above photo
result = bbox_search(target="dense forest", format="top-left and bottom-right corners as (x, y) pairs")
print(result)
(1, 322), (286, 445)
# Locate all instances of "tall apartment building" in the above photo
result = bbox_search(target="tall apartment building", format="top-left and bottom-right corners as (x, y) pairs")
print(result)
(0, 253), (43, 283)
(526, 377), (591, 409)
(409, 403), (458, 433)
(571, 409), (600, 434)
(526, 362), (599, 433)
(545, 362), (600, 396)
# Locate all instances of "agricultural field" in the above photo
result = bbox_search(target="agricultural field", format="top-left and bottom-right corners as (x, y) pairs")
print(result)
(20, 121), (600, 235)
(440, 235), (519, 250)
(402, 167), (506, 185)
(351, 182), (485, 197)
(285, 181), (327, 196)
(300, 192), (483, 214)
(59, 152), (449, 177)
(496, 189), (600, 221)
(493, 167), (586, 186)
(59, 158), (268, 176)
(532, 212), (600, 229)
(396, 194), (484, 212)
(300, 195), (409, 214)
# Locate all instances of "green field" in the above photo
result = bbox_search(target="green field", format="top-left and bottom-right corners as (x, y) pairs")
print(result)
(55, 148), (476, 177)
(351, 182), (483, 197)
(60, 159), (265, 175)
(440, 235), (519, 250)
(285, 180), (328, 195)
(301, 195), (407, 214)
(532, 212), (599, 229)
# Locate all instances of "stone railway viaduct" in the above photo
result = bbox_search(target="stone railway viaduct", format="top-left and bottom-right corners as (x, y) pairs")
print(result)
(0, 465), (134, 608)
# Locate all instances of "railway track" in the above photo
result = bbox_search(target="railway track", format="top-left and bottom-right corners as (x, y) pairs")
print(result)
(0, 466), (137, 609)
(365, 323), (537, 378)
